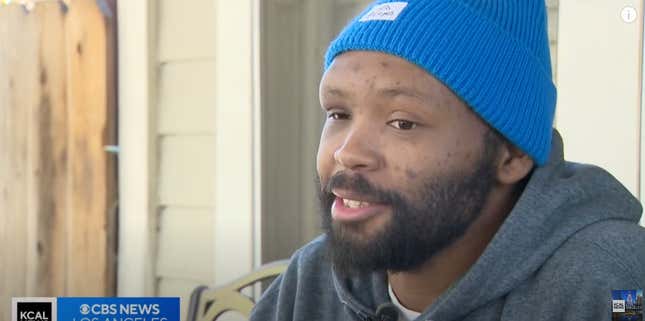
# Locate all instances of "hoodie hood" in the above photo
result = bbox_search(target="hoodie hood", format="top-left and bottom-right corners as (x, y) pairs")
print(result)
(332, 130), (643, 321)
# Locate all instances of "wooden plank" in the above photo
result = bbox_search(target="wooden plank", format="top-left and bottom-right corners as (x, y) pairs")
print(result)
(156, 207), (215, 282)
(158, 136), (216, 207)
(158, 61), (217, 135)
(0, 6), (39, 321)
(64, 0), (117, 296)
(22, 2), (70, 298)
(157, 0), (216, 62)
(0, 8), (9, 321)
(0, 7), (19, 321)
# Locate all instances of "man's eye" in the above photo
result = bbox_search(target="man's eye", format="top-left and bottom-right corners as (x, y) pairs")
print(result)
(388, 119), (417, 130)
(328, 112), (350, 120)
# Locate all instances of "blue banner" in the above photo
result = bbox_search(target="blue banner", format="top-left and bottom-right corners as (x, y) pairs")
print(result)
(57, 298), (180, 321)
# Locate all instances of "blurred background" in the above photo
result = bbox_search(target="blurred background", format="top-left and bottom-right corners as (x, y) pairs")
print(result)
(0, 0), (643, 320)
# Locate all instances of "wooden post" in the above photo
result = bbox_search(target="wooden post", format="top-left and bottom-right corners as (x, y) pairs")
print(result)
(0, 1), (118, 320)
(64, 0), (117, 296)
(0, 4), (40, 317)
(25, 2), (70, 298)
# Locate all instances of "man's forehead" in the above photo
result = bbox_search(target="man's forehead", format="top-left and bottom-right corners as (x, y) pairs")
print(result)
(321, 51), (452, 103)
(327, 51), (425, 74)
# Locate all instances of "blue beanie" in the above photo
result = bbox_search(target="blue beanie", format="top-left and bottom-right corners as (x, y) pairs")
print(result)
(324, 0), (557, 166)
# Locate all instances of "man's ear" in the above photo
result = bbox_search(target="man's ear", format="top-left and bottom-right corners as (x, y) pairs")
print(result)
(495, 144), (534, 185)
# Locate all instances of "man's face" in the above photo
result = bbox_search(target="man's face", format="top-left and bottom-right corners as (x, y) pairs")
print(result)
(316, 51), (501, 275)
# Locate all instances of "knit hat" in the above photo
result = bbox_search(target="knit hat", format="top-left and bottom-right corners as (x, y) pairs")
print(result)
(324, 0), (557, 166)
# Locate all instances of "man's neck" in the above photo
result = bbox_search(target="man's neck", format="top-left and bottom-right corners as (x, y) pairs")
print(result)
(387, 187), (516, 312)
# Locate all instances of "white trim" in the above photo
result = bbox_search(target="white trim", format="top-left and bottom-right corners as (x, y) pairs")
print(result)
(212, 0), (255, 286)
(638, 3), (645, 226)
(252, 0), (263, 269)
(117, 0), (155, 296)
(252, 0), (263, 300)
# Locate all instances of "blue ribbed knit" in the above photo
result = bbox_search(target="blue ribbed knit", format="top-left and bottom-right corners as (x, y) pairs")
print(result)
(324, 0), (557, 166)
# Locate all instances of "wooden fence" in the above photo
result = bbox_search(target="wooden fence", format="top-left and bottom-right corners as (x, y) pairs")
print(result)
(0, 1), (117, 320)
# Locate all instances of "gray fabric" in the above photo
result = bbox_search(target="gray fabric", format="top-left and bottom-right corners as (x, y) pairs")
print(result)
(250, 131), (645, 321)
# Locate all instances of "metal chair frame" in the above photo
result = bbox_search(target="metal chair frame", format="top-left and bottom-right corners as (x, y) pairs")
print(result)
(186, 260), (289, 321)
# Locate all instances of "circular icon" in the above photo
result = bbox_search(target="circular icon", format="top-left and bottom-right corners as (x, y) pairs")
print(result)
(621, 6), (637, 23)
(80, 304), (91, 315)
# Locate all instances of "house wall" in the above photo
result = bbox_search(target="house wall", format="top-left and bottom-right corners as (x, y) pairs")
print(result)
(118, 1), (257, 320)
(154, 0), (218, 304)
(555, 0), (644, 228)
(154, 0), (258, 319)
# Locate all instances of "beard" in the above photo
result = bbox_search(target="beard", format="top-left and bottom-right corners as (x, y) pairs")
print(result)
(318, 144), (498, 276)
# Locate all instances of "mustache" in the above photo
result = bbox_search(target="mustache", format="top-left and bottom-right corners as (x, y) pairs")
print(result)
(321, 172), (401, 205)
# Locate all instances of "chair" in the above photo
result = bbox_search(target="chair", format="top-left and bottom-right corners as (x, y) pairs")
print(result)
(186, 260), (289, 321)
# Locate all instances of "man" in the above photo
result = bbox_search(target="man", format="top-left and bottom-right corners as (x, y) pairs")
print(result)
(250, 0), (645, 320)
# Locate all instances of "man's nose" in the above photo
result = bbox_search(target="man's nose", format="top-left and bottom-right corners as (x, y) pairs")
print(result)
(333, 126), (382, 171)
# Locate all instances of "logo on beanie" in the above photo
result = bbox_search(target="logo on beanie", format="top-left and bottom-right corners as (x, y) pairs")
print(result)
(359, 2), (408, 22)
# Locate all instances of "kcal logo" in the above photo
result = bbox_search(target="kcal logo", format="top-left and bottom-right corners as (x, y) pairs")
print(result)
(612, 300), (626, 312)
(12, 299), (56, 321)
(19, 311), (49, 321)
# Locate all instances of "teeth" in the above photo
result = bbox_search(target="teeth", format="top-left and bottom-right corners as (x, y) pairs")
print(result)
(342, 198), (371, 208)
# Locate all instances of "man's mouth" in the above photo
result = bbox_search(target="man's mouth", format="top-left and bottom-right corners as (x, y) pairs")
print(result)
(331, 191), (390, 222)
(342, 198), (372, 208)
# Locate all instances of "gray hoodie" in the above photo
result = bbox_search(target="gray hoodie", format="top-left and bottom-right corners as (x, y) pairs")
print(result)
(250, 132), (645, 321)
